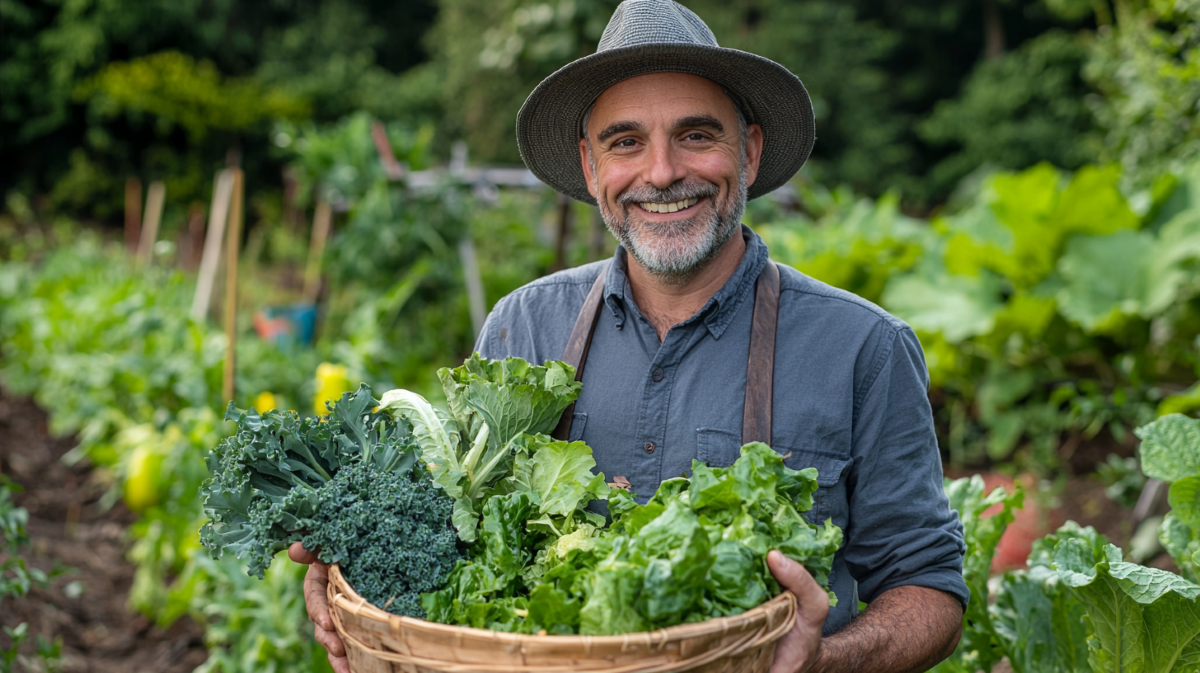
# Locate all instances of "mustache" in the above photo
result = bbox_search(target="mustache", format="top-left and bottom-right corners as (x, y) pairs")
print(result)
(616, 180), (719, 207)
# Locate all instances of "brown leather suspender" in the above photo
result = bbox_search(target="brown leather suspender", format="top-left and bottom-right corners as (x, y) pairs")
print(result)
(551, 260), (781, 445)
(550, 270), (608, 440)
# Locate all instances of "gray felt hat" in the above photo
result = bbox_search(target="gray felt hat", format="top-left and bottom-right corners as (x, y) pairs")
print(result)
(516, 0), (816, 205)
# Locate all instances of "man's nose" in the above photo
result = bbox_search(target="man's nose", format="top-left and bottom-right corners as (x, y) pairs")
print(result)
(643, 138), (688, 190)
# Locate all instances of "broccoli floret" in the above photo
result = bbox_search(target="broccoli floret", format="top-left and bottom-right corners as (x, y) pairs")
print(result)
(300, 462), (463, 617)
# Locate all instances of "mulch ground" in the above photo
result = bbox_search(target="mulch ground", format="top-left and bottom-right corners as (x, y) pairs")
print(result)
(0, 389), (207, 673)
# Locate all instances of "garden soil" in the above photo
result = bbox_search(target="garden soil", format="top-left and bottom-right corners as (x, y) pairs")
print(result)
(0, 389), (207, 673)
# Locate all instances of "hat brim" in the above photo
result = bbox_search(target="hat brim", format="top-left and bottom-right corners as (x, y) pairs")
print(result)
(516, 43), (815, 205)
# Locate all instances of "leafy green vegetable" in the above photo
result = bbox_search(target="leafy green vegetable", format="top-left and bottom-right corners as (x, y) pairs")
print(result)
(425, 442), (842, 635)
(379, 354), (581, 541)
(199, 384), (462, 616)
(1055, 540), (1200, 672)
(933, 475), (1024, 673)
(1136, 414), (1200, 582)
(991, 522), (1104, 673)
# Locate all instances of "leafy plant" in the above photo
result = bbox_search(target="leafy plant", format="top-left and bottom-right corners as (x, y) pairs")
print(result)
(378, 354), (582, 541)
(200, 384), (463, 616)
(424, 442), (843, 635)
(1136, 413), (1200, 582)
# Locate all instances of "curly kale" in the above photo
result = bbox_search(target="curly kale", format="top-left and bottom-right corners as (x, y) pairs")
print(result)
(199, 384), (462, 616)
(300, 461), (462, 617)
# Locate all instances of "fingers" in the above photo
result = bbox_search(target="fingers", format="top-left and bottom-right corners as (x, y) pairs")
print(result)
(767, 550), (830, 625)
(289, 540), (319, 564)
(313, 620), (347, 659)
(303, 561), (334, 631)
(328, 650), (351, 673)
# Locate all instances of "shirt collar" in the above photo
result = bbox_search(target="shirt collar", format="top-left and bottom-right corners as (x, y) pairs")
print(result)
(602, 225), (768, 339)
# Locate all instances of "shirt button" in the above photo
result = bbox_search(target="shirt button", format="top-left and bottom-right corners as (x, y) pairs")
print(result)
(652, 368), (665, 382)
(644, 442), (656, 454)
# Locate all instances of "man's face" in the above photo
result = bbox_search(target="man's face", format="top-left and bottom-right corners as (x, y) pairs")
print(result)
(580, 73), (764, 279)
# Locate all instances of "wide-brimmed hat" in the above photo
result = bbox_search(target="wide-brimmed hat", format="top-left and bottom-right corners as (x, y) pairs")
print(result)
(516, 0), (815, 205)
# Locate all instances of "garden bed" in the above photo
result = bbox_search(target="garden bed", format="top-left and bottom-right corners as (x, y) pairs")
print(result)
(0, 388), (207, 673)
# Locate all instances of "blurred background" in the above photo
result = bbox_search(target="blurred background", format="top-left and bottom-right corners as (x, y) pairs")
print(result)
(0, 0), (1198, 670)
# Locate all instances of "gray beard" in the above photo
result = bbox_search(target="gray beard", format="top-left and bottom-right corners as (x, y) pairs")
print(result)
(596, 170), (748, 281)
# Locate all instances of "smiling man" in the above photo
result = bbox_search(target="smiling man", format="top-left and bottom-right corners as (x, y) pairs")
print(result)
(293, 1), (968, 671)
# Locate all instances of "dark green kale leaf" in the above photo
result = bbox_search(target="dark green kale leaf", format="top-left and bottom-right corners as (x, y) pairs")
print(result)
(199, 384), (420, 578)
(299, 461), (462, 618)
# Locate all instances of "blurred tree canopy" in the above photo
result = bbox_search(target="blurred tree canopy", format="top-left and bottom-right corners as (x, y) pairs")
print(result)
(1, 0), (1197, 215)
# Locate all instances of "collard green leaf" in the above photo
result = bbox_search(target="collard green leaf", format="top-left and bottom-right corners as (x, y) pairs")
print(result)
(992, 567), (1091, 673)
(1168, 475), (1200, 534)
(377, 388), (463, 498)
(518, 436), (606, 518)
(1055, 540), (1200, 673)
(881, 269), (1003, 343)
(1136, 414), (1200, 483)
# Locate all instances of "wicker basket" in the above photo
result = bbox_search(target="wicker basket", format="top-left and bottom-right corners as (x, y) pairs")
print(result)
(327, 564), (797, 673)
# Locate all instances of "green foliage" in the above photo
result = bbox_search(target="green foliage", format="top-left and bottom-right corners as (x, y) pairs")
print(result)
(378, 355), (583, 540)
(920, 30), (1098, 196)
(424, 442), (842, 635)
(767, 159), (1200, 471)
(1136, 414), (1200, 582)
(1084, 0), (1200, 187)
(189, 553), (334, 673)
(938, 471), (1200, 673)
(933, 476), (1024, 672)
(1056, 540), (1200, 672)
(1, 476), (65, 672)
(199, 386), (433, 577)
(78, 51), (310, 141)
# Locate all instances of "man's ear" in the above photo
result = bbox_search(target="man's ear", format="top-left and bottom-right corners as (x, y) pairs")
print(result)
(742, 123), (765, 189)
(579, 139), (598, 199)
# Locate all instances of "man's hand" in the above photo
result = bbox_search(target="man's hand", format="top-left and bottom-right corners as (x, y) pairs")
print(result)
(288, 542), (350, 673)
(767, 550), (829, 673)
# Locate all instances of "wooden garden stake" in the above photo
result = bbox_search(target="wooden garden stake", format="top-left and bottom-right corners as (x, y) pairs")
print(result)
(136, 180), (166, 266)
(551, 193), (572, 272)
(125, 177), (142, 254)
(303, 200), (332, 303)
(191, 170), (234, 321)
(223, 168), (244, 403)
(185, 203), (206, 271)
(459, 237), (486, 338)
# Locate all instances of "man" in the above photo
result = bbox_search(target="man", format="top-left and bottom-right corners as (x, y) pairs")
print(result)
(292, 1), (968, 671)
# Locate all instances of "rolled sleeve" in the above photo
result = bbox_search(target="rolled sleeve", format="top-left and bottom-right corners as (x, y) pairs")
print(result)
(844, 325), (969, 608)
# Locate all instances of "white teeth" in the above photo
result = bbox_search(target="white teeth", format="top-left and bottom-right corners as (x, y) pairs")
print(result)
(639, 197), (698, 213)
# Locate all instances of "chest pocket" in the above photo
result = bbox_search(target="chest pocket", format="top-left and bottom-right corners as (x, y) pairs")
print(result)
(696, 428), (852, 525)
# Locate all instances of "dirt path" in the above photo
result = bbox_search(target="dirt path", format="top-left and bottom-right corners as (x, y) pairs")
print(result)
(0, 390), (208, 673)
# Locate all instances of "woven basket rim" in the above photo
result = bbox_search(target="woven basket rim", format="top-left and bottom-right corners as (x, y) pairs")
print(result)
(328, 562), (795, 645)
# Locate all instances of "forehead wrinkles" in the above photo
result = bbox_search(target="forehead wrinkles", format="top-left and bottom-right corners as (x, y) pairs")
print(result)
(585, 73), (737, 140)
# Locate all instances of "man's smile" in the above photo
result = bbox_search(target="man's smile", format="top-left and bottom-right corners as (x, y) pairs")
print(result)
(635, 196), (703, 215)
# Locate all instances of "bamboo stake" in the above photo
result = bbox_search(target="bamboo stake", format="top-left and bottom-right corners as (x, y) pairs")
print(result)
(303, 201), (332, 303)
(223, 168), (244, 404)
(136, 180), (166, 266)
(124, 178), (142, 254)
(191, 170), (234, 321)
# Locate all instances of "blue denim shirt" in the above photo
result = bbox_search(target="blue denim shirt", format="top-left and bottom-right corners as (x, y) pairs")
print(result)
(475, 225), (968, 635)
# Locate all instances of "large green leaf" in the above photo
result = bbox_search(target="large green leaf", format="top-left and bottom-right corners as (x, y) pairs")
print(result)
(515, 436), (608, 518)
(881, 270), (1004, 343)
(1055, 540), (1200, 673)
(1055, 231), (1189, 333)
(1136, 414), (1200, 482)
